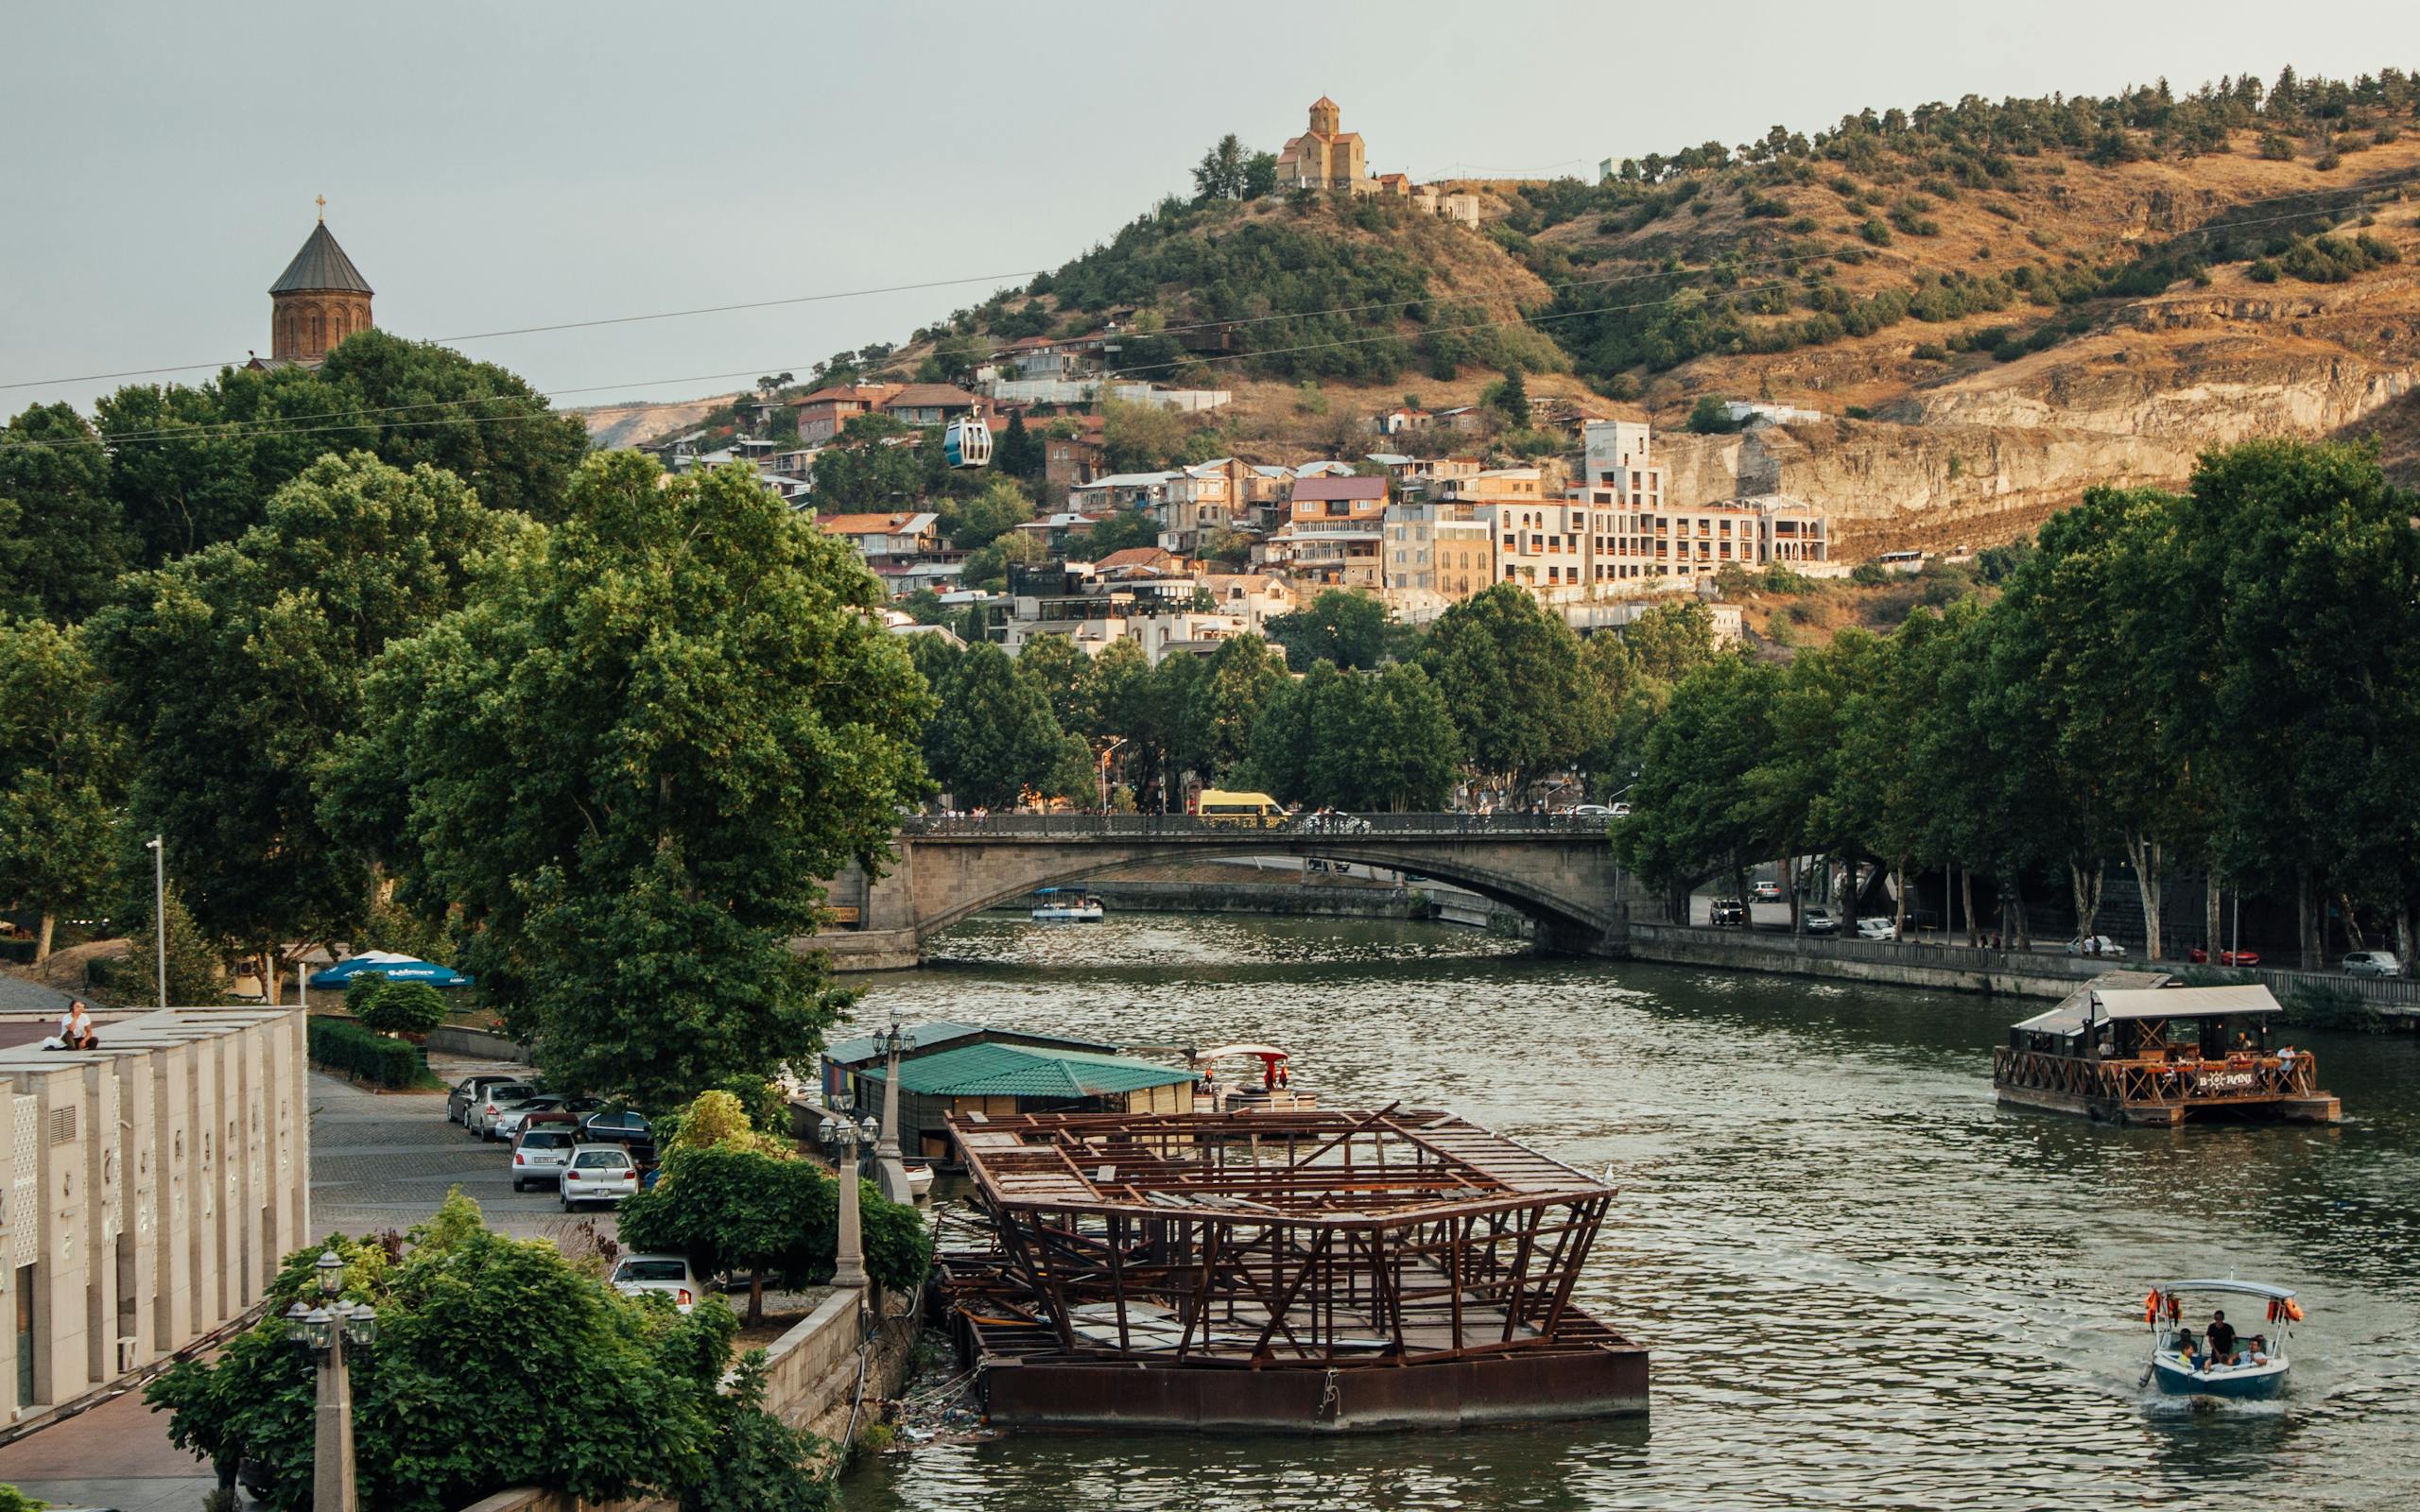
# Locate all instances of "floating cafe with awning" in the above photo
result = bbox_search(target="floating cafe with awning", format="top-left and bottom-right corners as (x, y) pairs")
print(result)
(939, 1106), (1648, 1431)
(1991, 971), (2341, 1125)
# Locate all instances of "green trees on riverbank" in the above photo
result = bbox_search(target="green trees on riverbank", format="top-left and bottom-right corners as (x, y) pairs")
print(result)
(1615, 440), (2420, 965)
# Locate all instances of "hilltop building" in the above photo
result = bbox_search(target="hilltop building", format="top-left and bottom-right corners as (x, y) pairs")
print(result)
(1276, 96), (1368, 193)
(268, 204), (372, 365)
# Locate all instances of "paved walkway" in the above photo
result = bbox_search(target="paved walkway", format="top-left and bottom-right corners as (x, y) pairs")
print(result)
(0, 1047), (589, 1506)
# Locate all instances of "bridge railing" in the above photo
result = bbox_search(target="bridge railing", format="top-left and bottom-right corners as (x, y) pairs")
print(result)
(899, 811), (1615, 840)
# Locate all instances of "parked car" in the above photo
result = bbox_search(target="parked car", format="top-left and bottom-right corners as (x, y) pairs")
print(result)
(1708, 898), (1749, 927)
(1856, 917), (1898, 941)
(610, 1252), (700, 1314)
(1609, 802), (1632, 818)
(491, 1093), (605, 1142)
(1751, 881), (1784, 902)
(1802, 906), (1839, 935)
(510, 1126), (578, 1191)
(2064, 936), (2127, 958)
(562, 1144), (639, 1211)
(579, 1109), (655, 1156)
(449, 1074), (523, 1125)
(2343, 950), (2405, 978)
(467, 1082), (539, 1139)
(2187, 946), (2263, 967)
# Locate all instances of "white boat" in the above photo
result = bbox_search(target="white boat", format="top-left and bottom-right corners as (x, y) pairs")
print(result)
(1029, 889), (1105, 923)
(905, 1160), (935, 1199)
(2144, 1279), (2300, 1400)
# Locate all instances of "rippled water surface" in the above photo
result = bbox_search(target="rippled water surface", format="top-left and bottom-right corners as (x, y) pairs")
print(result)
(838, 915), (2420, 1511)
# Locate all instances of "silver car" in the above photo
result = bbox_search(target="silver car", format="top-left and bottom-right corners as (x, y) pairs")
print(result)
(449, 1074), (522, 1125)
(510, 1126), (577, 1192)
(610, 1252), (700, 1314)
(467, 1082), (538, 1140)
(2343, 951), (2405, 978)
(561, 1143), (638, 1211)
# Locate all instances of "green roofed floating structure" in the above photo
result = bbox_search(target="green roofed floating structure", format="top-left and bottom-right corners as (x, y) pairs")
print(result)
(842, 1036), (1196, 1159)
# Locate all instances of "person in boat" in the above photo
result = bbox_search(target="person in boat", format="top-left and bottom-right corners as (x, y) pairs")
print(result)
(2205, 1310), (2239, 1366)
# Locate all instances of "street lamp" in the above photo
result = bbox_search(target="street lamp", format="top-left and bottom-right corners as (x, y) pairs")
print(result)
(817, 1108), (880, 1289)
(143, 834), (166, 1008)
(285, 1249), (375, 1512)
(871, 1022), (915, 1205)
(1095, 737), (1127, 814)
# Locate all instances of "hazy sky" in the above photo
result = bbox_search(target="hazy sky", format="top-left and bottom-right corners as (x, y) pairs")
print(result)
(7, 1), (2417, 414)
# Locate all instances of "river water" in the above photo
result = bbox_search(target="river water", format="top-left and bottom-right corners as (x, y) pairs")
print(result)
(837, 915), (2420, 1511)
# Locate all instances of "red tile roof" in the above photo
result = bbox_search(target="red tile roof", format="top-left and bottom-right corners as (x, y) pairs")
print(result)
(880, 384), (983, 409)
(1094, 547), (1177, 570)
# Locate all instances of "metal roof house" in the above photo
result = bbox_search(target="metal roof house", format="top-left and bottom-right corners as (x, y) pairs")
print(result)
(842, 1037), (1196, 1159)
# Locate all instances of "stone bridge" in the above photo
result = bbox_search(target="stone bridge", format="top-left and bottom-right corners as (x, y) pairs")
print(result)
(808, 814), (1637, 970)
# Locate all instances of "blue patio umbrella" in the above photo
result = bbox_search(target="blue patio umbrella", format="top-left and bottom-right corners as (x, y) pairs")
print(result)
(309, 950), (475, 989)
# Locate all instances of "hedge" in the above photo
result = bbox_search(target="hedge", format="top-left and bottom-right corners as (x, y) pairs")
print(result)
(308, 1017), (431, 1089)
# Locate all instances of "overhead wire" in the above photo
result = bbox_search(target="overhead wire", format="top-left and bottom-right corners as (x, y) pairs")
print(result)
(5, 170), (2411, 454)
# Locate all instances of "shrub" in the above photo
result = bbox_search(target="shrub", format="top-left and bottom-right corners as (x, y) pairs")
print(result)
(1859, 217), (1892, 246)
(357, 980), (448, 1038)
(343, 971), (389, 1017)
(2285, 982), (2379, 1031)
(1686, 396), (1743, 434)
(2257, 132), (2296, 161)
(1912, 342), (1948, 361)
(2248, 258), (2280, 284)
(308, 1017), (431, 1088)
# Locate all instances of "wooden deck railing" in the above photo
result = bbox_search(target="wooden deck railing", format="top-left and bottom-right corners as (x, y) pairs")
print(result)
(1992, 1049), (2319, 1106)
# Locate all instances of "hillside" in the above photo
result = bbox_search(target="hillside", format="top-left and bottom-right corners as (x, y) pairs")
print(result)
(862, 67), (2420, 549)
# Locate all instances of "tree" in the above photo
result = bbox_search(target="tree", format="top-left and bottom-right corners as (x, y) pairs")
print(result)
(1621, 599), (1720, 681)
(0, 404), (130, 623)
(1101, 400), (1189, 473)
(313, 332), (592, 523)
(945, 477), (1036, 550)
(1242, 662), (1460, 810)
(1016, 633), (1094, 734)
(927, 643), (1085, 808)
(1193, 133), (1250, 201)
(342, 454), (932, 1106)
(1079, 509), (1158, 557)
(1686, 396), (1744, 434)
(1243, 150), (1280, 199)
(121, 882), (227, 1005)
(0, 617), (121, 960)
(147, 1192), (826, 1511)
(1420, 584), (1600, 795)
(994, 408), (1043, 482)
(958, 529), (1044, 592)
(1201, 634), (1286, 776)
(809, 418), (937, 510)
(357, 979), (448, 1037)
(1263, 589), (1398, 671)
(1485, 366), (1531, 427)
(1614, 656), (1784, 917)
(89, 453), (510, 991)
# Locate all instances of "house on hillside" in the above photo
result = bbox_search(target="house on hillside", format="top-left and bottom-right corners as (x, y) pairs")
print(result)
(1044, 414), (1107, 495)
(1067, 471), (1176, 513)
(791, 385), (902, 445)
(881, 384), (988, 426)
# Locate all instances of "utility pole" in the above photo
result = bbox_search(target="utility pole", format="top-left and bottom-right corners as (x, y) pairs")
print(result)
(145, 834), (166, 1008)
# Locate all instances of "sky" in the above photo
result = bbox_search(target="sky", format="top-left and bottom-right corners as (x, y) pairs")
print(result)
(6, 1), (2419, 415)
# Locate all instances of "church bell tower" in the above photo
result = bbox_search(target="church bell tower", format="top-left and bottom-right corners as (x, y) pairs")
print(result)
(268, 198), (373, 364)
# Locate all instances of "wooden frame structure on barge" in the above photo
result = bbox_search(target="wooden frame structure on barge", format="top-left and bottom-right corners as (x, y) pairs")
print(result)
(942, 1106), (1649, 1431)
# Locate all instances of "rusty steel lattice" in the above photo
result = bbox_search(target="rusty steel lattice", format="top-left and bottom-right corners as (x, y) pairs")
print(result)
(944, 1106), (1630, 1370)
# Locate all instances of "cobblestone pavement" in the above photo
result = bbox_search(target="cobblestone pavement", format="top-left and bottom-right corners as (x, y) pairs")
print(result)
(308, 1053), (619, 1244)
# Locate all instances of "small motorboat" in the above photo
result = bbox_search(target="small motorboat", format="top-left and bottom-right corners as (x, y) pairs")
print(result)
(1029, 888), (1105, 923)
(904, 1160), (935, 1199)
(2143, 1279), (2301, 1400)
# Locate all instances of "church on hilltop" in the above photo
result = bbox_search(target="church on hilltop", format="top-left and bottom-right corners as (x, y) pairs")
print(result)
(1276, 96), (1368, 193)
(262, 201), (373, 367)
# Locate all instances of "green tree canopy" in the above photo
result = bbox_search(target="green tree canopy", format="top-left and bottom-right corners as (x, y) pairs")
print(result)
(1419, 584), (1600, 793)
(89, 453), (510, 979)
(927, 642), (1089, 809)
(339, 454), (931, 1105)
(0, 616), (122, 960)
(1263, 589), (1399, 671)
(0, 404), (130, 623)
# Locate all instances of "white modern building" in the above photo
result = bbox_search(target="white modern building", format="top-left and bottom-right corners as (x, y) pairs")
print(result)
(0, 1005), (309, 1425)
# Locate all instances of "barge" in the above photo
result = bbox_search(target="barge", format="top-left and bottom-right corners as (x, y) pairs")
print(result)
(941, 1106), (1648, 1432)
(1991, 972), (2341, 1125)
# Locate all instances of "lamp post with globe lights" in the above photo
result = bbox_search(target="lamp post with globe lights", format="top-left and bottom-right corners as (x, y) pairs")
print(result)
(285, 1249), (376, 1512)
(872, 1022), (915, 1203)
(817, 1108), (879, 1289)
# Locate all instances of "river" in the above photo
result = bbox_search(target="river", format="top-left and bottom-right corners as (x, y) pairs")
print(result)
(836, 914), (2420, 1511)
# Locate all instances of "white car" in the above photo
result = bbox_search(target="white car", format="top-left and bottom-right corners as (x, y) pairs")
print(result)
(1562, 803), (1615, 817)
(2065, 936), (2127, 958)
(1856, 917), (1898, 941)
(610, 1253), (700, 1314)
(561, 1143), (639, 1211)
(510, 1126), (577, 1191)
(2343, 951), (2405, 978)
(1801, 906), (1839, 935)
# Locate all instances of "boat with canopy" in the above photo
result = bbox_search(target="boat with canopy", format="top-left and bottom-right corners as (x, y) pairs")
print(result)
(2143, 1279), (2301, 1400)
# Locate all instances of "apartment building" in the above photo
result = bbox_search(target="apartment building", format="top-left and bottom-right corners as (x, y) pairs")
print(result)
(1382, 497), (1495, 603)
(1263, 475), (1387, 590)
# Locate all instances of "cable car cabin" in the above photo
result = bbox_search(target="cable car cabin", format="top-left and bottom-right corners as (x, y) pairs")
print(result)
(1990, 971), (2341, 1125)
(943, 415), (992, 469)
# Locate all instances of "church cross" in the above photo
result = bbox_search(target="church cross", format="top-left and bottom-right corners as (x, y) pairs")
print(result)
(316, 194), (326, 222)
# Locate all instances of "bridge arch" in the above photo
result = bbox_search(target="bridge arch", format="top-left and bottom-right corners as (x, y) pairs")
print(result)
(901, 831), (1624, 948)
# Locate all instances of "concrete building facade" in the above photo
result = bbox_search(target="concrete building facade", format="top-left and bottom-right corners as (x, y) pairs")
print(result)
(0, 1006), (309, 1425)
